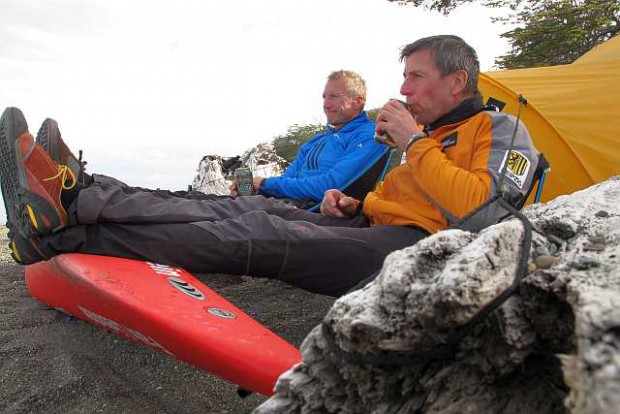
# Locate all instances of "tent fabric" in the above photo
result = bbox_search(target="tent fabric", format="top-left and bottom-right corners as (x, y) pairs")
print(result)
(479, 35), (620, 202)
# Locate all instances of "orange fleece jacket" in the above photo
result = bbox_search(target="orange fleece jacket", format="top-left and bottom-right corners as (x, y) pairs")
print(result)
(363, 110), (495, 233)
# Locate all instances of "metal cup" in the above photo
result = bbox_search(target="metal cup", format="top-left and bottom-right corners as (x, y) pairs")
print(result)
(234, 167), (254, 197)
(374, 99), (410, 147)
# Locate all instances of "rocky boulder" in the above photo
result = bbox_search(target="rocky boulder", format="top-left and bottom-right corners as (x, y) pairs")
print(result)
(242, 142), (289, 180)
(191, 143), (288, 195)
(254, 176), (620, 414)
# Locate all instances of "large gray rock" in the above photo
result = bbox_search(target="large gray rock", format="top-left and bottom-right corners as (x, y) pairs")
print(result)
(255, 177), (620, 414)
(191, 143), (288, 195)
(241, 142), (288, 179)
(191, 155), (234, 195)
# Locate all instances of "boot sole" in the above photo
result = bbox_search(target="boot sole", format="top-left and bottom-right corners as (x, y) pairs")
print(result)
(36, 118), (59, 160)
(0, 107), (30, 232)
(0, 108), (64, 238)
(7, 226), (50, 265)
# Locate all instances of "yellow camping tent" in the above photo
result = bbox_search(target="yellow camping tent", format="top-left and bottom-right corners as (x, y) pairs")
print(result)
(479, 35), (620, 202)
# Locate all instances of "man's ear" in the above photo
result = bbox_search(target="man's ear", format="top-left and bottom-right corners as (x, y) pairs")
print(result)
(452, 70), (469, 95)
(355, 96), (366, 108)
(355, 95), (365, 110)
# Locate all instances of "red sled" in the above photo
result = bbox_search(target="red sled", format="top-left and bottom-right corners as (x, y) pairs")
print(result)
(25, 253), (302, 396)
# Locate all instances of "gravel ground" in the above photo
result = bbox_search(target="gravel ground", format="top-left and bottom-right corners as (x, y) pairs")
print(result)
(0, 225), (334, 413)
(0, 225), (12, 263)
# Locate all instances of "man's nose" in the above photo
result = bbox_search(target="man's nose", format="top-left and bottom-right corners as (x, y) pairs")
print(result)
(400, 81), (412, 96)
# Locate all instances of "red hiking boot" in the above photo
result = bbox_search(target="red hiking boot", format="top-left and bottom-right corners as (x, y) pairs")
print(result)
(36, 118), (86, 184)
(0, 107), (75, 238)
(7, 227), (54, 265)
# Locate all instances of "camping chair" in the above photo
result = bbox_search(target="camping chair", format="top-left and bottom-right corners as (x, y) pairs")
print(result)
(533, 155), (550, 203)
(454, 151), (551, 234)
(306, 147), (394, 212)
(522, 153), (550, 206)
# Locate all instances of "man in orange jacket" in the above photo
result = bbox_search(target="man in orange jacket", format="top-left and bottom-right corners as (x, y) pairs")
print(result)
(1, 35), (542, 297)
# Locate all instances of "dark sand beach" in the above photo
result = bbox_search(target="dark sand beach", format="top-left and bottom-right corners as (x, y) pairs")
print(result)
(0, 230), (334, 413)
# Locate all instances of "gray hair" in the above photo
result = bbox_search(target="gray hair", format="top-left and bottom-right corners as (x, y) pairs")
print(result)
(327, 70), (367, 103)
(400, 35), (480, 95)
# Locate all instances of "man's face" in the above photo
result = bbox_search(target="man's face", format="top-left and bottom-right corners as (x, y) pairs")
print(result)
(322, 79), (363, 128)
(399, 49), (462, 125)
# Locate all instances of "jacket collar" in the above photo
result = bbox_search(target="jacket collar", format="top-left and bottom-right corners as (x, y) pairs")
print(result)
(425, 95), (485, 134)
(326, 111), (369, 133)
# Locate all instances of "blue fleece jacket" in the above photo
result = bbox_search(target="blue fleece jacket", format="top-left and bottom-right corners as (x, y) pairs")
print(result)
(258, 112), (385, 202)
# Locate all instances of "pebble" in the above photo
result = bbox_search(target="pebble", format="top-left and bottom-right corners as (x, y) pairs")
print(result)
(534, 246), (551, 257)
(595, 210), (609, 218)
(572, 256), (601, 270)
(534, 255), (558, 269)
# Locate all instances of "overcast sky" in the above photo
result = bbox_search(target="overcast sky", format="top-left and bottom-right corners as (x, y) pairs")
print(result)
(1, 0), (512, 213)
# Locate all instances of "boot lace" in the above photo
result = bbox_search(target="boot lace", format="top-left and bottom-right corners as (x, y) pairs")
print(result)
(43, 164), (77, 190)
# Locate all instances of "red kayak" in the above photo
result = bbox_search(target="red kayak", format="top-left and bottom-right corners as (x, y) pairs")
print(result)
(25, 253), (302, 396)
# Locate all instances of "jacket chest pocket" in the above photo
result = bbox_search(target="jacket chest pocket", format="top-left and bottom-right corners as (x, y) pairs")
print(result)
(440, 131), (470, 169)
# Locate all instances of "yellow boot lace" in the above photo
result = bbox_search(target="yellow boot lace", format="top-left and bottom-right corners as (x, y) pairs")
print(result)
(43, 164), (77, 190)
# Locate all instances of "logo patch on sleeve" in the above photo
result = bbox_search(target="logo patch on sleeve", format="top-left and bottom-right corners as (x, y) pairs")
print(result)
(499, 150), (531, 189)
(441, 133), (458, 150)
(486, 97), (506, 112)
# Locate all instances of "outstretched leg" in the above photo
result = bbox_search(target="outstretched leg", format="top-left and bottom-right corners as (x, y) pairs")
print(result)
(40, 212), (427, 297)
(71, 183), (301, 224)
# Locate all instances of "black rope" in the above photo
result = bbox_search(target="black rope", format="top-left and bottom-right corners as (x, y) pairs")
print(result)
(442, 198), (532, 348)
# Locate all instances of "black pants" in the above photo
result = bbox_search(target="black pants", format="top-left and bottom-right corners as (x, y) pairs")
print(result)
(43, 183), (428, 297)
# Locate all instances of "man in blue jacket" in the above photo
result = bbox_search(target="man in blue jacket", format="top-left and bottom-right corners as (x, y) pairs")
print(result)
(230, 70), (385, 205)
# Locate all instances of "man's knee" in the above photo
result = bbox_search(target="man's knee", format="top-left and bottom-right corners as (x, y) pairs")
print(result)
(275, 238), (385, 297)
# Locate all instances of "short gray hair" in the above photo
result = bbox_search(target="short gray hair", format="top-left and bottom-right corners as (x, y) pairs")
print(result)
(400, 35), (480, 95)
(327, 70), (367, 103)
